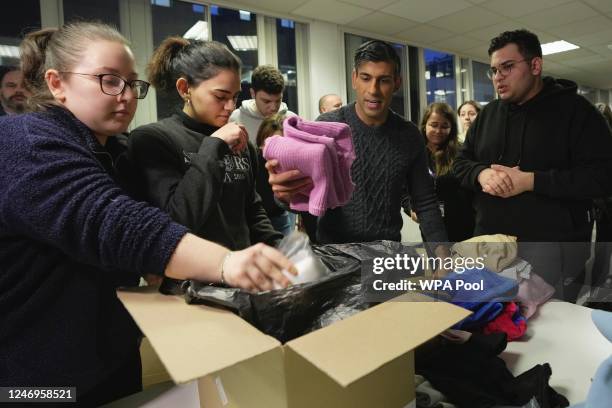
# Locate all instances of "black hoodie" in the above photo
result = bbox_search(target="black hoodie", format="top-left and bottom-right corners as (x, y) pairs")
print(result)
(128, 111), (282, 250)
(454, 77), (612, 241)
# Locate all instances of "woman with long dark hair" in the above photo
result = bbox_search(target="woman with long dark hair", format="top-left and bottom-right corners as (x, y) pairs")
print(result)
(129, 38), (283, 275)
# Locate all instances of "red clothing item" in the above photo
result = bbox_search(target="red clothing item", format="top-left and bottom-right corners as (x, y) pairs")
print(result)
(483, 302), (527, 341)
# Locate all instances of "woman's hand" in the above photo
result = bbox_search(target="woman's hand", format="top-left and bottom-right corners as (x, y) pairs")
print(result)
(211, 122), (248, 154)
(223, 243), (297, 292)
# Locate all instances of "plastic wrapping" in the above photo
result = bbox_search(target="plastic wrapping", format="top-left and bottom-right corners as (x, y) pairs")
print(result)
(185, 240), (423, 343)
(274, 231), (329, 288)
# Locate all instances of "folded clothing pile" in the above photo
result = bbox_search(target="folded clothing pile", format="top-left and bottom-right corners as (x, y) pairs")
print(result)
(416, 332), (569, 408)
(263, 115), (355, 216)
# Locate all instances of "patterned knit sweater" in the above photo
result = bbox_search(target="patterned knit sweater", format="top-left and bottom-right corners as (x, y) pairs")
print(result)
(316, 103), (447, 244)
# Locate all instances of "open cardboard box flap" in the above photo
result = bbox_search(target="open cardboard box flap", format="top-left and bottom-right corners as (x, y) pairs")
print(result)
(119, 288), (470, 389)
(286, 293), (471, 387)
(117, 287), (280, 384)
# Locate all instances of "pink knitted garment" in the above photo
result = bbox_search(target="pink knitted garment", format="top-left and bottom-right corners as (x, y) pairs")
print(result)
(284, 116), (355, 203)
(263, 116), (355, 216)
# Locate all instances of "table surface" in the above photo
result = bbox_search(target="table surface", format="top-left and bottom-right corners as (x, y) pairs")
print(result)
(501, 300), (612, 404)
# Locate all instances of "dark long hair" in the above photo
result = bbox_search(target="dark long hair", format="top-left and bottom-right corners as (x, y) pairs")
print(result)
(420, 102), (459, 177)
(147, 37), (241, 95)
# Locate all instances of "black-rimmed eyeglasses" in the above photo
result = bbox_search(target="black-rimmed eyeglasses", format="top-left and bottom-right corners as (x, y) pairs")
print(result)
(486, 59), (531, 80)
(59, 72), (150, 99)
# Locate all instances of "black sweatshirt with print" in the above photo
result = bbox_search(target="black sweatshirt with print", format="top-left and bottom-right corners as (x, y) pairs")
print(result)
(129, 111), (282, 250)
(454, 77), (612, 241)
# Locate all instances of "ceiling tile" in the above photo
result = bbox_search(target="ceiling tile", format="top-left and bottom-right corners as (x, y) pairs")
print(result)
(292, 0), (372, 24)
(582, 0), (612, 13)
(572, 28), (612, 47)
(540, 60), (570, 71)
(381, 0), (472, 23)
(518, 2), (599, 29)
(236, 0), (306, 14)
(337, 0), (400, 10)
(542, 68), (577, 80)
(464, 20), (530, 41)
(570, 72), (612, 88)
(580, 59), (612, 74)
(545, 65), (581, 75)
(430, 35), (484, 54)
(228, 0), (612, 90)
(479, 0), (574, 18)
(463, 44), (492, 61)
(560, 54), (608, 68)
(547, 16), (612, 39)
(522, 28), (558, 44)
(545, 47), (596, 62)
(587, 43), (612, 57)
(346, 12), (419, 36)
(428, 6), (506, 34)
(395, 24), (456, 45)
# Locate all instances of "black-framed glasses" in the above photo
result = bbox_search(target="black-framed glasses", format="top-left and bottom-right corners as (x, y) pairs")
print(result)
(486, 59), (530, 80)
(59, 72), (150, 99)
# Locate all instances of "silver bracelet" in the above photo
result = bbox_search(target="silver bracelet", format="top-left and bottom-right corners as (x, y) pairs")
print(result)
(219, 251), (232, 285)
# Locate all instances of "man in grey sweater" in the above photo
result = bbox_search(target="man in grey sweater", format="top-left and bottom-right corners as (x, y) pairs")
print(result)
(267, 40), (447, 248)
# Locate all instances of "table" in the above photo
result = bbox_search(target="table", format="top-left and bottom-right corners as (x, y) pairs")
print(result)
(501, 301), (611, 404)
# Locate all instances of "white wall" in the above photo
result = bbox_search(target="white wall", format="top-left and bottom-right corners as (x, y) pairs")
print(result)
(306, 20), (346, 120)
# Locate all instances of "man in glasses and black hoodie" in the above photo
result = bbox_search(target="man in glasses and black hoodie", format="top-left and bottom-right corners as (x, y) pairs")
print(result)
(454, 29), (612, 302)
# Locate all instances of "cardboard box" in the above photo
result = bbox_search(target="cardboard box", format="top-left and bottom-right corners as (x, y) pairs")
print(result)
(118, 287), (469, 408)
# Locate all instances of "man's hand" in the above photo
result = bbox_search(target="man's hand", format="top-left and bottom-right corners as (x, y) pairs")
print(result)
(477, 168), (514, 197)
(410, 210), (419, 223)
(265, 159), (313, 204)
(489, 165), (534, 198)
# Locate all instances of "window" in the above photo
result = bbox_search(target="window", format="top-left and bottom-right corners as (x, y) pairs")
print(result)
(150, 0), (208, 119)
(276, 18), (297, 114)
(408, 46), (420, 124)
(458, 57), (470, 106)
(598, 89), (609, 105)
(578, 85), (597, 104)
(472, 61), (495, 105)
(424, 49), (456, 109)
(63, 0), (120, 27)
(0, 0), (41, 68)
(344, 33), (406, 117)
(211, 6), (258, 108)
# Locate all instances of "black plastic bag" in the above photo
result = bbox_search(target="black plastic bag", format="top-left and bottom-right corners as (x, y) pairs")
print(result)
(184, 241), (423, 343)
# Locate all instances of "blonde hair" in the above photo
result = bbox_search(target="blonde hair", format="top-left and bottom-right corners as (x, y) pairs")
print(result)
(20, 22), (128, 110)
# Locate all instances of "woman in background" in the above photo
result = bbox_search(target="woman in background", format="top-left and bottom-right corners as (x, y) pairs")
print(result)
(420, 102), (474, 242)
(457, 100), (481, 143)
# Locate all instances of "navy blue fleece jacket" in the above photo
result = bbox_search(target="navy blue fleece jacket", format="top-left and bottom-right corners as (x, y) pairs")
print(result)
(0, 107), (187, 394)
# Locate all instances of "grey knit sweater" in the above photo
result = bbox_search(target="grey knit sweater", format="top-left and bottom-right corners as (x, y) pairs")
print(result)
(316, 103), (447, 244)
